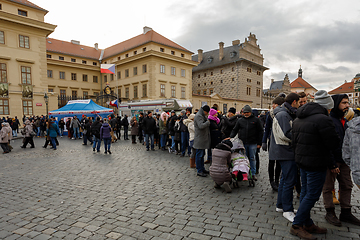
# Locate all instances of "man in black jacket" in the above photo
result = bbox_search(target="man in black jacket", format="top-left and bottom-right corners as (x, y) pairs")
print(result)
(322, 94), (360, 226)
(91, 117), (102, 152)
(167, 111), (177, 152)
(291, 90), (339, 239)
(142, 111), (156, 151)
(221, 107), (238, 139)
(138, 113), (144, 143)
(122, 115), (129, 140)
(230, 105), (263, 180)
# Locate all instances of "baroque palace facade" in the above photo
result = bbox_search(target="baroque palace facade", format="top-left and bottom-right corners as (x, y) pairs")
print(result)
(0, 0), (197, 118)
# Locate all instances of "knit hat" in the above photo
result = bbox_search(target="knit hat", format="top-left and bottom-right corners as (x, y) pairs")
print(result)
(243, 105), (252, 113)
(277, 92), (287, 98)
(202, 105), (210, 113)
(228, 107), (236, 114)
(181, 110), (186, 115)
(209, 108), (217, 116)
(314, 90), (334, 110)
(221, 139), (233, 149)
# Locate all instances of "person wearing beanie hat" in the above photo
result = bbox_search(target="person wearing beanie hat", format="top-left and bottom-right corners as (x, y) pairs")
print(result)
(243, 105), (252, 113)
(228, 107), (236, 115)
(220, 107), (238, 139)
(179, 109), (191, 157)
(142, 111), (157, 151)
(193, 105), (211, 177)
(290, 92), (342, 238)
(321, 94), (360, 227)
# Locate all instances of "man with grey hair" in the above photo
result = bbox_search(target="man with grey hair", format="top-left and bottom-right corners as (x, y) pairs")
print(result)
(290, 90), (340, 239)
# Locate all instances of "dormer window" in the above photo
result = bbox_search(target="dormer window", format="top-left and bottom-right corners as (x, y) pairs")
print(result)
(230, 51), (237, 58)
(207, 57), (213, 63)
(18, 9), (28, 17)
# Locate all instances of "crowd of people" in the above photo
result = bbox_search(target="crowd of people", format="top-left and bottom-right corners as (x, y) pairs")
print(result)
(1, 90), (360, 240)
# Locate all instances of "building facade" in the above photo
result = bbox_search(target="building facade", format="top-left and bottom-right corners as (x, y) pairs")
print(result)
(192, 33), (268, 111)
(329, 76), (359, 107)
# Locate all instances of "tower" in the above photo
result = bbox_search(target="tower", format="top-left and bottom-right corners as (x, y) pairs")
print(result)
(298, 65), (303, 78)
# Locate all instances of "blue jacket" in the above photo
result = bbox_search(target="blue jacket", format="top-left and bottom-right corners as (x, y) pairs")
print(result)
(47, 123), (59, 138)
(100, 122), (112, 139)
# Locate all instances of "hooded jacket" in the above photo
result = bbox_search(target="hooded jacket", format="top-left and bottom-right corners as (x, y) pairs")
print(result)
(47, 122), (60, 138)
(0, 122), (12, 143)
(330, 94), (348, 164)
(221, 115), (239, 139)
(292, 102), (340, 171)
(229, 114), (263, 145)
(90, 120), (102, 138)
(343, 116), (360, 186)
(100, 122), (112, 139)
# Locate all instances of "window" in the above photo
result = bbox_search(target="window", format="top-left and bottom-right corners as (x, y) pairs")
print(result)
(21, 66), (31, 84)
(247, 78), (252, 83)
(181, 69), (185, 77)
(220, 69), (223, 74)
(0, 63), (7, 82)
(171, 67), (176, 76)
(83, 91), (88, 98)
(133, 67), (138, 76)
(221, 80), (223, 83)
(59, 71), (65, 79)
(94, 92), (99, 97)
(160, 65), (165, 73)
(110, 74), (114, 81)
(142, 84), (147, 97)
(104, 75), (107, 83)
(211, 82), (213, 85)
(93, 76), (98, 83)
(204, 73), (207, 77)
(143, 47), (146, 52)
(59, 56), (64, 60)
(160, 48), (164, 52)
(257, 81), (261, 85)
(197, 91), (200, 95)
(60, 89), (66, 97)
(171, 51), (175, 55)
(48, 88), (54, 92)
(47, 70), (53, 78)
(71, 73), (77, 80)
(257, 71), (261, 76)
(160, 84), (165, 97)
(117, 89), (121, 98)
(0, 99), (9, 115)
(203, 90), (207, 95)
(0, 31), (4, 44)
(18, 9), (27, 17)
(71, 58), (76, 62)
(134, 86), (138, 98)
(72, 91), (77, 98)
(19, 35), (29, 48)
(256, 88), (261, 97)
(247, 87), (251, 95)
(232, 67), (235, 72)
(117, 56), (121, 60)
(198, 84), (200, 87)
(83, 74), (88, 82)
(247, 67), (252, 72)
(171, 86), (176, 98)
(125, 53), (129, 58)
(117, 72), (121, 79)
(142, 64), (147, 73)
(223, 104), (228, 114)
(125, 87), (129, 98)
(134, 51), (137, 55)
(22, 100), (32, 115)
(93, 62), (97, 66)
(46, 54), (51, 58)
(210, 89), (213, 94)
(181, 87), (185, 98)
(125, 69), (129, 78)
(81, 60), (86, 64)
(198, 75), (200, 78)
(181, 53), (184, 57)
(210, 72), (213, 76)
(204, 83), (206, 86)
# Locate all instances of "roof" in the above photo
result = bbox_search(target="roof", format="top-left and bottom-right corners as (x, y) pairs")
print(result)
(329, 82), (354, 94)
(192, 44), (268, 72)
(291, 77), (316, 90)
(103, 30), (193, 59)
(7, 0), (48, 12)
(49, 100), (113, 117)
(269, 80), (284, 90)
(46, 38), (101, 60)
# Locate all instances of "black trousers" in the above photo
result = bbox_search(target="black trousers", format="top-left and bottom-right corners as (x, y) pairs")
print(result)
(22, 137), (35, 147)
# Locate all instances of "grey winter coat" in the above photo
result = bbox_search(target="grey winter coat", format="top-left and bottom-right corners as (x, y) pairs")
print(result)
(209, 143), (232, 185)
(343, 116), (360, 186)
(0, 122), (12, 143)
(193, 108), (211, 149)
(22, 120), (34, 137)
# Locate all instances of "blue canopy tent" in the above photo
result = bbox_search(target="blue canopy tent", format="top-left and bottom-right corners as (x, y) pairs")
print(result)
(49, 100), (114, 119)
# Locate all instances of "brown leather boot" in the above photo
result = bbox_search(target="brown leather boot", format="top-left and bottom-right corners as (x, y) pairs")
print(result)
(332, 189), (340, 205)
(339, 208), (360, 226)
(290, 225), (317, 240)
(325, 208), (342, 226)
(190, 158), (196, 168)
(303, 224), (327, 234)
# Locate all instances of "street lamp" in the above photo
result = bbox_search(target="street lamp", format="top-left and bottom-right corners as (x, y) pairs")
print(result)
(44, 92), (49, 117)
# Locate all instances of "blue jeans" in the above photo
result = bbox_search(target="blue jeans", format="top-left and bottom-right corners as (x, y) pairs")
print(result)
(50, 137), (57, 150)
(145, 134), (154, 150)
(37, 127), (41, 137)
(244, 144), (257, 177)
(160, 134), (167, 148)
(103, 137), (111, 151)
(277, 160), (298, 212)
(59, 128), (64, 136)
(83, 134), (92, 145)
(181, 132), (190, 156)
(293, 169), (327, 226)
(12, 130), (17, 137)
(92, 136), (101, 151)
(73, 127), (79, 138)
(124, 126), (129, 139)
(171, 135), (175, 150)
(207, 148), (212, 161)
(195, 149), (205, 173)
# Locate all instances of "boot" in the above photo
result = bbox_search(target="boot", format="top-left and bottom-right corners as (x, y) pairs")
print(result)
(339, 208), (360, 226)
(290, 225), (317, 240)
(325, 208), (342, 226)
(270, 181), (278, 191)
(332, 189), (340, 205)
(190, 158), (196, 168)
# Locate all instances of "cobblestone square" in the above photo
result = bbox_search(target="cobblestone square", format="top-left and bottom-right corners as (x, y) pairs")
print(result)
(1, 137), (359, 239)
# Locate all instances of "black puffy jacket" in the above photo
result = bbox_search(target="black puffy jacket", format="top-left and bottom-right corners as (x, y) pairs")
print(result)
(221, 115), (239, 139)
(229, 114), (263, 145)
(142, 116), (156, 135)
(292, 102), (340, 171)
(90, 120), (102, 139)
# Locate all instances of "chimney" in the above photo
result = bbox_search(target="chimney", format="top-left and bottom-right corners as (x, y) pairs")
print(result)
(232, 40), (240, 46)
(198, 49), (203, 63)
(219, 42), (224, 60)
(71, 40), (80, 45)
(143, 26), (152, 34)
(94, 43), (98, 50)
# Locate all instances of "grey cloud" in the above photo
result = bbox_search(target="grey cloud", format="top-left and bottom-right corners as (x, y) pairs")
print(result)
(317, 65), (351, 74)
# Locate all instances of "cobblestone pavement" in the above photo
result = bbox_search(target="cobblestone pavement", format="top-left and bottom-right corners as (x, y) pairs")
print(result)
(1, 137), (359, 240)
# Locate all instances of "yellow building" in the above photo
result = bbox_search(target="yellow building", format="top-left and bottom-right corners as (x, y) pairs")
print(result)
(0, 0), (56, 118)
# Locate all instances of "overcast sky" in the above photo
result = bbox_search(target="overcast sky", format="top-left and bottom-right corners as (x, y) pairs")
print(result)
(33, 0), (360, 91)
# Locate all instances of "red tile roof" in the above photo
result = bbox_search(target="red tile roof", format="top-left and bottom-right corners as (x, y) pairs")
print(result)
(7, 0), (47, 12)
(329, 82), (354, 94)
(103, 30), (193, 59)
(46, 38), (101, 60)
(291, 77), (316, 90)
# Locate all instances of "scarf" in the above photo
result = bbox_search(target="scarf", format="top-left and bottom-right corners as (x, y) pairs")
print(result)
(208, 115), (220, 124)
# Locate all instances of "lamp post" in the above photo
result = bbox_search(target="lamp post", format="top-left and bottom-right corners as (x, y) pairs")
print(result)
(44, 92), (49, 117)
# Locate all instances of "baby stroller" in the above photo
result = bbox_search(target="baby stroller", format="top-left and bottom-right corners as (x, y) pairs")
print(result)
(230, 138), (255, 187)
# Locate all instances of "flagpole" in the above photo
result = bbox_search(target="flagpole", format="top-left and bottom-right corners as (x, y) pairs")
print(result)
(116, 65), (118, 115)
